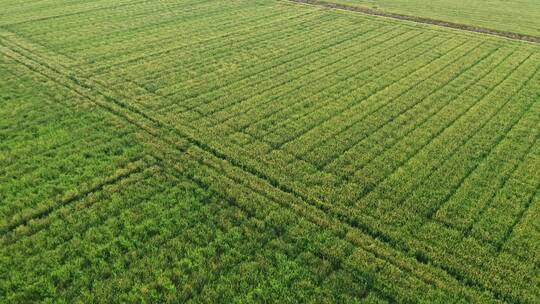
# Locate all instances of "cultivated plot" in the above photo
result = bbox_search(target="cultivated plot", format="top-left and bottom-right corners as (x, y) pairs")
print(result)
(1, 0), (539, 302)
(318, 0), (540, 37)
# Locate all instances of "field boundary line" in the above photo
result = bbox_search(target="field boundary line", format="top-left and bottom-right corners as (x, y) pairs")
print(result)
(287, 0), (540, 44)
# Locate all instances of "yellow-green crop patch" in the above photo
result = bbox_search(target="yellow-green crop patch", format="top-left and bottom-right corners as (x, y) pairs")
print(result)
(319, 0), (540, 37)
(1, 0), (539, 302)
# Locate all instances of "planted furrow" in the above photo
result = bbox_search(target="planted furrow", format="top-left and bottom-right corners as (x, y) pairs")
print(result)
(357, 53), (535, 218)
(243, 35), (456, 148)
(241, 35), (444, 143)
(396, 58), (540, 227)
(171, 141), (499, 303)
(257, 40), (470, 150)
(0, 156), (150, 235)
(3, 0), (540, 302)
(502, 189), (540, 263)
(80, 9), (323, 111)
(148, 144), (479, 302)
(323, 45), (516, 180)
(277, 38), (480, 156)
(84, 2), (309, 74)
(205, 29), (426, 135)
(0, 29), (78, 69)
(303, 41), (501, 168)
(469, 133), (540, 248)
(13, 0), (208, 41)
(92, 4), (308, 79)
(0, 0), (146, 27)
(0, 133), (129, 185)
(150, 18), (373, 116)
(4, 24), (502, 302)
(112, 8), (326, 86)
(0, 165), (163, 247)
(16, 0), (230, 54)
(346, 50), (534, 211)
(158, 21), (387, 119)
(117, 12), (345, 110)
(429, 58), (540, 230)
(191, 26), (406, 124)
(434, 104), (540, 235)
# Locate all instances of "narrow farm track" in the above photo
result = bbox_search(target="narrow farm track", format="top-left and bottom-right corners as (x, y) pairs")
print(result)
(1, 0), (539, 302)
(289, 0), (540, 43)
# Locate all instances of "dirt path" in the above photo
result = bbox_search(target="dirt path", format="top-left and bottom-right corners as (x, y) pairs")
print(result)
(290, 0), (540, 44)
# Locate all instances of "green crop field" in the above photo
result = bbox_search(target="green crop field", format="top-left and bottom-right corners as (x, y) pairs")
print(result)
(1, 0), (539, 302)
(322, 0), (540, 37)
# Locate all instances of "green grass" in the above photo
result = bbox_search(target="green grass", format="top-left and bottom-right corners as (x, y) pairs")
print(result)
(1, 0), (539, 302)
(322, 0), (540, 37)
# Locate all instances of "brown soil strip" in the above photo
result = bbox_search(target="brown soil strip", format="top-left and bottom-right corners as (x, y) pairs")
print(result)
(290, 0), (540, 44)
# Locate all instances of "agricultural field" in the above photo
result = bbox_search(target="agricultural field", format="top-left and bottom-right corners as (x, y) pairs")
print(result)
(1, 0), (540, 302)
(318, 0), (540, 37)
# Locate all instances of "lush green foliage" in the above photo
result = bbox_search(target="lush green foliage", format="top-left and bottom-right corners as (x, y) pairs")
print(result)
(1, 0), (539, 302)
(325, 0), (540, 36)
